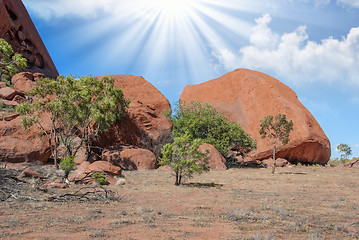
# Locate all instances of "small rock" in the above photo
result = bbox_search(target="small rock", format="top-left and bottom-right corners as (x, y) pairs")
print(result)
(33, 73), (46, 81)
(0, 87), (17, 100)
(4, 112), (20, 121)
(1, 99), (19, 106)
(13, 95), (26, 104)
(21, 169), (44, 178)
(14, 78), (36, 93)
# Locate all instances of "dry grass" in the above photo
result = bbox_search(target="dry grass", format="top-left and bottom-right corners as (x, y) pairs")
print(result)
(0, 166), (358, 239)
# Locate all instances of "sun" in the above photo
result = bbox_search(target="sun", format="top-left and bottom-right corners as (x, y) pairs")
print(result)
(149, 0), (194, 17)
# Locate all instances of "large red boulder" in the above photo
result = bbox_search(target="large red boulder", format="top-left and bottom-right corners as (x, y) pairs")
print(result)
(102, 145), (157, 170)
(180, 69), (331, 165)
(95, 75), (172, 157)
(0, 117), (51, 163)
(0, 0), (58, 78)
(198, 143), (227, 170)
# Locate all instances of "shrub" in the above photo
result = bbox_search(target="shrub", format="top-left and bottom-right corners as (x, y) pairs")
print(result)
(159, 135), (209, 185)
(0, 38), (27, 85)
(92, 173), (107, 185)
(60, 155), (76, 179)
(168, 101), (256, 158)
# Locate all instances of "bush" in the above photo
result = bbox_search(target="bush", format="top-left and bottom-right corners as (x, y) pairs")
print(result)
(159, 135), (209, 185)
(168, 101), (256, 158)
(0, 38), (27, 85)
(92, 173), (107, 185)
(60, 155), (76, 179)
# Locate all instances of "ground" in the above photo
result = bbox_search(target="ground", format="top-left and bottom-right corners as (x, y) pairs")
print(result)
(0, 165), (358, 240)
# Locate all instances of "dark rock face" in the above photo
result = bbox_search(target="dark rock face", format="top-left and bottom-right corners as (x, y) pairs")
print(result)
(0, 0), (58, 78)
(180, 68), (331, 165)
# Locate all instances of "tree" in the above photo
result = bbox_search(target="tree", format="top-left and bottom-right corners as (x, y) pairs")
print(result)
(16, 75), (130, 167)
(159, 135), (209, 186)
(168, 101), (256, 158)
(259, 114), (293, 173)
(0, 38), (27, 85)
(337, 143), (352, 163)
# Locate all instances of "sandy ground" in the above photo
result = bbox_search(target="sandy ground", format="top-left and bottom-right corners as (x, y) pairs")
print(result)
(0, 166), (358, 240)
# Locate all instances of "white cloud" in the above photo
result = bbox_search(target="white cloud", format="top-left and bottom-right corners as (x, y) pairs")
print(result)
(337, 0), (359, 8)
(290, 0), (359, 7)
(214, 14), (359, 86)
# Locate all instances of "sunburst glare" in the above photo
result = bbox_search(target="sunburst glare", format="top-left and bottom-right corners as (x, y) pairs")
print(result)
(150, 0), (194, 17)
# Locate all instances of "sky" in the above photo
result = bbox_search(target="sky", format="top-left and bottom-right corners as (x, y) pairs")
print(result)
(22, 0), (359, 159)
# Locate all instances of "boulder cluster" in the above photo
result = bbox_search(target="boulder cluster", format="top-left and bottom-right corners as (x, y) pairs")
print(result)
(1, 0), (333, 185)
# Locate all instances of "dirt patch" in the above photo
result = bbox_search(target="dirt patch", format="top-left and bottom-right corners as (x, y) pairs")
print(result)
(0, 166), (358, 239)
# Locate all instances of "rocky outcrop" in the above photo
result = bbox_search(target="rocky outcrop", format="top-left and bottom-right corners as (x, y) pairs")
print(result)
(69, 161), (122, 185)
(180, 68), (331, 165)
(0, 117), (51, 163)
(95, 75), (172, 157)
(0, 73), (52, 163)
(0, 0), (58, 78)
(102, 145), (157, 170)
(199, 143), (227, 170)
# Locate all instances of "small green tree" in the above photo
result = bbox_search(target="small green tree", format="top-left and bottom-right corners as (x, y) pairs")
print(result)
(16, 75), (130, 167)
(0, 38), (27, 85)
(60, 155), (76, 179)
(337, 143), (352, 163)
(159, 135), (209, 186)
(259, 114), (293, 173)
(92, 173), (107, 185)
(169, 101), (256, 158)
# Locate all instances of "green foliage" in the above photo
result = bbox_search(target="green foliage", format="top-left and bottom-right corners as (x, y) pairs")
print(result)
(0, 38), (27, 85)
(169, 101), (256, 157)
(92, 173), (107, 185)
(60, 155), (76, 179)
(259, 114), (293, 173)
(159, 135), (209, 185)
(16, 75), (130, 167)
(337, 143), (352, 163)
(259, 114), (293, 146)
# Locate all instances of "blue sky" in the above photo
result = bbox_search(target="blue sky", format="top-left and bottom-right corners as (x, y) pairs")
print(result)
(22, 0), (359, 159)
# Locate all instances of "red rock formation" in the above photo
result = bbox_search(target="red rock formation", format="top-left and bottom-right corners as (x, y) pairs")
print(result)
(198, 143), (227, 170)
(102, 145), (157, 170)
(95, 75), (172, 157)
(0, 117), (51, 163)
(180, 69), (331, 165)
(69, 161), (122, 185)
(0, 0), (58, 78)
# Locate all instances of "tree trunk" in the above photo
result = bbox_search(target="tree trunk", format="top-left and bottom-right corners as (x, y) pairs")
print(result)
(175, 171), (180, 186)
(272, 142), (276, 174)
